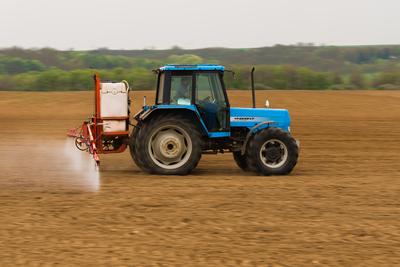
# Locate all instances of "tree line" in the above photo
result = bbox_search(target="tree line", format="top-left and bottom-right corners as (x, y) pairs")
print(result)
(0, 46), (400, 91)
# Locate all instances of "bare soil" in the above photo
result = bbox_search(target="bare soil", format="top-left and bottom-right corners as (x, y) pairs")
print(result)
(0, 90), (399, 266)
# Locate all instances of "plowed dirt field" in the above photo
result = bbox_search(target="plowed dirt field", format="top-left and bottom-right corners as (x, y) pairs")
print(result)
(0, 90), (399, 266)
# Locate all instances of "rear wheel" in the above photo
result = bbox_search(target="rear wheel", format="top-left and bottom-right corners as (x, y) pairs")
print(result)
(233, 151), (248, 171)
(134, 114), (203, 175)
(129, 123), (151, 172)
(246, 128), (298, 175)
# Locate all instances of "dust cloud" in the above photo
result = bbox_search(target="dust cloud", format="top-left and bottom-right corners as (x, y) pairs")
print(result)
(61, 139), (100, 191)
(0, 138), (100, 192)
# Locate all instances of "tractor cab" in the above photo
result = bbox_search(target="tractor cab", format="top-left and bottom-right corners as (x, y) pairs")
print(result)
(154, 64), (230, 135)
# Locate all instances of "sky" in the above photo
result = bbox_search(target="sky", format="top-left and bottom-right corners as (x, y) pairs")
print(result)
(1, 0), (399, 50)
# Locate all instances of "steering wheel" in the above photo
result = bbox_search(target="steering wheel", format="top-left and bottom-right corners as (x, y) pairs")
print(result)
(203, 96), (216, 104)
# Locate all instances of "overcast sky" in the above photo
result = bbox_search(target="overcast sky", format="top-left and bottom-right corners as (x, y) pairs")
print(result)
(1, 0), (399, 50)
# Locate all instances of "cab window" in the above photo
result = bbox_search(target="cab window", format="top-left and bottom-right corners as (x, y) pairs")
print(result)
(170, 76), (192, 105)
(195, 73), (227, 108)
(195, 72), (228, 132)
(156, 73), (165, 104)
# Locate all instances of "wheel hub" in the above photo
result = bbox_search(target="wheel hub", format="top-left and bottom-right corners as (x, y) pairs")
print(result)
(158, 134), (183, 159)
(260, 139), (288, 169)
(149, 126), (192, 169)
(265, 146), (281, 161)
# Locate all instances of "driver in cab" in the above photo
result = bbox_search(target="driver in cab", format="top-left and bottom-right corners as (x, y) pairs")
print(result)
(173, 77), (191, 105)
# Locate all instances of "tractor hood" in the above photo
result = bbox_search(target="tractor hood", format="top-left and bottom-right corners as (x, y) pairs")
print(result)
(230, 107), (291, 132)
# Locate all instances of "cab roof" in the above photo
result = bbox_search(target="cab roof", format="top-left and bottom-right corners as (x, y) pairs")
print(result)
(159, 64), (225, 72)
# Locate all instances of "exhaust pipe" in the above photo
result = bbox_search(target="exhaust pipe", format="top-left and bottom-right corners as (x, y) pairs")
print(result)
(251, 67), (256, 108)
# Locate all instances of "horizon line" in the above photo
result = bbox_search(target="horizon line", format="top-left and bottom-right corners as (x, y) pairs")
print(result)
(1, 43), (400, 52)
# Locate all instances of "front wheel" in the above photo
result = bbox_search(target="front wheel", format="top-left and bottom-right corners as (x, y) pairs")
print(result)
(233, 151), (249, 171)
(246, 128), (298, 175)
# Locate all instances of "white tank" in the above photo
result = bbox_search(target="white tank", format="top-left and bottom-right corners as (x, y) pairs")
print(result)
(100, 82), (129, 118)
(100, 81), (129, 132)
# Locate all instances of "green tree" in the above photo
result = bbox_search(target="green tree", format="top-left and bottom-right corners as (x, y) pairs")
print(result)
(349, 70), (365, 88)
(166, 54), (204, 64)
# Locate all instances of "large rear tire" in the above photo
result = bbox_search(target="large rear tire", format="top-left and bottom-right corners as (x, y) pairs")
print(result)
(134, 114), (203, 175)
(246, 128), (298, 175)
(129, 123), (151, 172)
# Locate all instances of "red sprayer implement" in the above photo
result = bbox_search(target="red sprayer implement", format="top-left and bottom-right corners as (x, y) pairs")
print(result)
(67, 74), (130, 165)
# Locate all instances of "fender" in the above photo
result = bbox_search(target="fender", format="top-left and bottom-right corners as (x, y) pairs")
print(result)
(136, 105), (210, 135)
(240, 121), (277, 155)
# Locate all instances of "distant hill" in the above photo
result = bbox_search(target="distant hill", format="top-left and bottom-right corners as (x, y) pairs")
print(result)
(90, 45), (400, 72)
(1, 45), (399, 90)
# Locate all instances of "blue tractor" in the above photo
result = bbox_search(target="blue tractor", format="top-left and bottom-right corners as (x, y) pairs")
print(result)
(129, 64), (299, 175)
